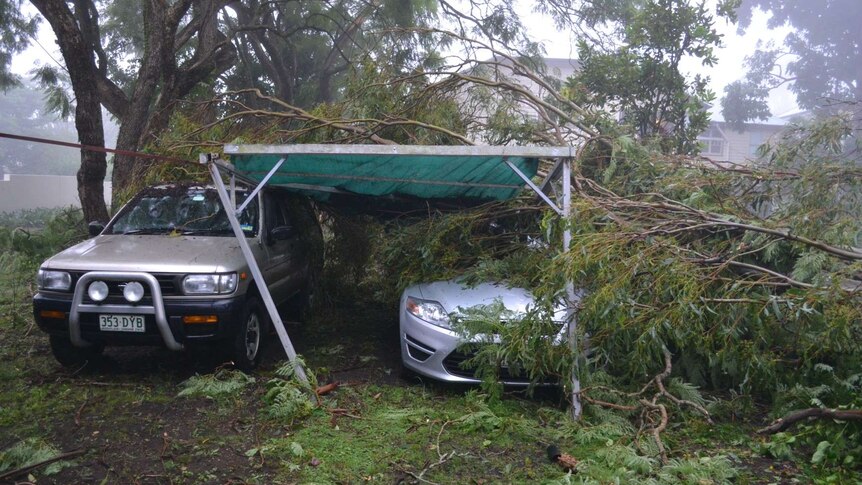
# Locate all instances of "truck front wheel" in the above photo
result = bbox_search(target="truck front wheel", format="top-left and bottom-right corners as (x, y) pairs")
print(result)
(231, 297), (266, 371)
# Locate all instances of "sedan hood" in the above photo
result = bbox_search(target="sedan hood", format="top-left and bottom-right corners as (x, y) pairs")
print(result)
(415, 280), (568, 319)
(41, 234), (248, 274)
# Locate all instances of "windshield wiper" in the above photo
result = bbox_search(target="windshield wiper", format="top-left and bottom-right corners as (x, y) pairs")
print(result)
(120, 228), (173, 235)
(178, 228), (232, 235)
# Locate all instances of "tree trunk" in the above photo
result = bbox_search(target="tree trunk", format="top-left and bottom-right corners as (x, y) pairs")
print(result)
(75, 93), (109, 223)
(31, 0), (109, 223)
(111, 0), (234, 201)
(110, 0), (170, 197)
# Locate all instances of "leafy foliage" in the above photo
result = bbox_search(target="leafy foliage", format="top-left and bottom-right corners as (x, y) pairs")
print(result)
(0, 438), (73, 477)
(177, 369), (255, 400)
(765, 367), (862, 474)
(451, 300), (572, 399)
(373, 108), (861, 473)
(565, 0), (726, 154)
(0, 0), (38, 90)
(263, 360), (317, 424)
(0, 208), (86, 327)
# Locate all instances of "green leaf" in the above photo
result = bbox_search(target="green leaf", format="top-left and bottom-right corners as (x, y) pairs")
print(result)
(290, 441), (304, 458)
(811, 440), (831, 464)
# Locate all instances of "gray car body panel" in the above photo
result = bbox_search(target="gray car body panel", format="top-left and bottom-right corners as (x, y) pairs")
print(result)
(400, 279), (570, 385)
(40, 234), (255, 276)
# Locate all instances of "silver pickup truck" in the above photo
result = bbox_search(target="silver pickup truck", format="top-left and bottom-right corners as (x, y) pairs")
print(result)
(32, 183), (320, 370)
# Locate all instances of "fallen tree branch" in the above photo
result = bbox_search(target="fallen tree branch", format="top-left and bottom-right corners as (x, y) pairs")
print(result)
(639, 398), (669, 465)
(574, 174), (862, 264)
(581, 394), (638, 412)
(757, 408), (862, 434)
(315, 382), (339, 396)
(0, 448), (87, 482)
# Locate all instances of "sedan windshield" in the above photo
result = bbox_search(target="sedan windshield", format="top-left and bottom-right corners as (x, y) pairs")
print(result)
(107, 186), (258, 236)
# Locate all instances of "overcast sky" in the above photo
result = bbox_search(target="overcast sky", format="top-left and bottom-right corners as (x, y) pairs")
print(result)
(11, 1), (797, 124)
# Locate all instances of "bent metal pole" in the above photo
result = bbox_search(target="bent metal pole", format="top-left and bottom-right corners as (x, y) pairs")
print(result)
(208, 159), (309, 383)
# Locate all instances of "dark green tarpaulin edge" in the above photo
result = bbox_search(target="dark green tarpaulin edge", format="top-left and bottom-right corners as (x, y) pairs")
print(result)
(223, 144), (573, 202)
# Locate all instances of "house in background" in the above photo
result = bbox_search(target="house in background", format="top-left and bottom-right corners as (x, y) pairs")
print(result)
(696, 121), (786, 165)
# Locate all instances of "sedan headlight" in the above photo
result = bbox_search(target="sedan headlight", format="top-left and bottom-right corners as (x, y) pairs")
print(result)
(182, 273), (238, 295)
(405, 296), (450, 328)
(37, 269), (72, 291)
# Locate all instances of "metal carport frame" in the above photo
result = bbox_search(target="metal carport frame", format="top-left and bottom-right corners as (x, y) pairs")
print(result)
(202, 144), (581, 417)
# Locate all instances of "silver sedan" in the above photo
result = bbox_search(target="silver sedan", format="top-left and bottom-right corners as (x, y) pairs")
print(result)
(399, 279), (572, 384)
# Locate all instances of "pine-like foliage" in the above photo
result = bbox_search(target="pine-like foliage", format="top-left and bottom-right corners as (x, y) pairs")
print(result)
(0, 438), (73, 477)
(263, 381), (314, 423)
(177, 369), (255, 399)
(263, 360), (317, 424)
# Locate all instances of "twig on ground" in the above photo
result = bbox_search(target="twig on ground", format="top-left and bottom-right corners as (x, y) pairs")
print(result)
(404, 420), (466, 484)
(581, 346), (712, 465)
(75, 390), (89, 426)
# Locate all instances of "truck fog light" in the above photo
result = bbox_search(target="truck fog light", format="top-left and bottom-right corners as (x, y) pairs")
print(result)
(123, 281), (145, 302)
(88, 281), (109, 302)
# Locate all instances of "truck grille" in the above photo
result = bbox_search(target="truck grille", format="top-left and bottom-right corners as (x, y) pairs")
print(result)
(70, 272), (182, 301)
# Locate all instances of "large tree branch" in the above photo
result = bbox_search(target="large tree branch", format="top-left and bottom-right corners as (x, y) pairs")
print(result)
(575, 175), (862, 263)
(758, 408), (862, 434)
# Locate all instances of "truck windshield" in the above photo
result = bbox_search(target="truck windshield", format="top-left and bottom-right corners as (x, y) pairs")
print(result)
(107, 186), (259, 236)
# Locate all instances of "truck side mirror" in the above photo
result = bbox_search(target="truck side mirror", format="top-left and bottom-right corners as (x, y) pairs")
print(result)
(88, 221), (105, 237)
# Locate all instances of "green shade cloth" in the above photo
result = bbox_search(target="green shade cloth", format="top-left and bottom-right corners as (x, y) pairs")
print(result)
(224, 145), (572, 202)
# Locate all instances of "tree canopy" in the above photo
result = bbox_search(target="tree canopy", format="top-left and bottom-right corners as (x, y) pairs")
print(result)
(563, 0), (728, 154)
(721, 0), (862, 126)
(0, 0), (38, 91)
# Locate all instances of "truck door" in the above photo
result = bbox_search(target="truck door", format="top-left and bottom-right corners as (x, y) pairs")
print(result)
(261, 192), (299, 303)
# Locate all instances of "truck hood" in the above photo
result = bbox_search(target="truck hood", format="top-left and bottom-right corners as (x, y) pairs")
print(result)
(41, 235), (250, 274)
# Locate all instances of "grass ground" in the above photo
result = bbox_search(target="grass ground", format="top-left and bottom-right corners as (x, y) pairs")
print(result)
(0, 289), (824, 485)
(0, 210), (852, 484)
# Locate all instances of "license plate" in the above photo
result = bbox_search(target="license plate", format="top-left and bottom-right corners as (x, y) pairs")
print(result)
(99, 314), (145, 333)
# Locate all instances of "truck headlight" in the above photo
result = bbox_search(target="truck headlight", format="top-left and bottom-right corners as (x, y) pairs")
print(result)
(405, 296), (450, 328)
(182, 274), (238, 295)
(37, 269), (72, 291)
(88, 281), (109, 302)
(123, 281), (145, 302)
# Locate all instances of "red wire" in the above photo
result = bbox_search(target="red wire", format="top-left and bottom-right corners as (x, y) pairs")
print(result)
(0, 131), (195, 165)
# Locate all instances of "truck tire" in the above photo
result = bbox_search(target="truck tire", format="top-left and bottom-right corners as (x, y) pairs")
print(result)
(49, 335), (104, 367)
(231, 297), (266, 371)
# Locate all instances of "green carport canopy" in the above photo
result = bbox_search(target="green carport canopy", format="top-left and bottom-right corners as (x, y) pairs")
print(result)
(223, 144), (573, 204)
(206, 143), (580, 413)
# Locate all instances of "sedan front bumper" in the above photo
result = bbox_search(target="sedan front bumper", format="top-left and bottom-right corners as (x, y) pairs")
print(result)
(399, 305), (539, 386)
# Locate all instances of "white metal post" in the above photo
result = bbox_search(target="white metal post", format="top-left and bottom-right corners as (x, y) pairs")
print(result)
(504, 160), (563, 216)
(563, 158), (582, 420)
(209, 162), (309, 383)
